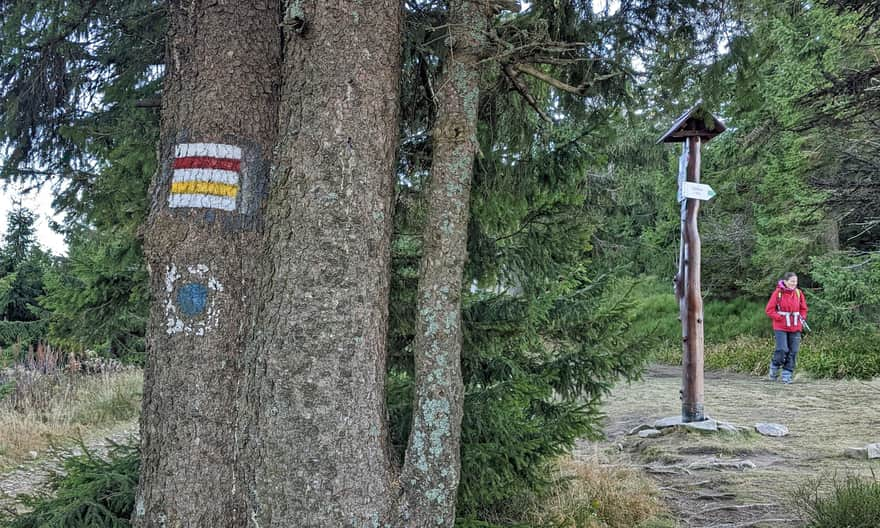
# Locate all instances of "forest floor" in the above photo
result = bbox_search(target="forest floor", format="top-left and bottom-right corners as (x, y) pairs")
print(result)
(0, 420), (138, 514)
(574, 364), (880, 528)
(2, 366), (879, 526)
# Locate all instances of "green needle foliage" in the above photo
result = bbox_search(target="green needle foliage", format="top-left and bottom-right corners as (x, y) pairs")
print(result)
(0, 0), (161, 357)
(0, 440), (139, 528)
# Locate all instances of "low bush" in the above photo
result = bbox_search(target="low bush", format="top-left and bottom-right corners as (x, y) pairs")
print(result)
(793, 474), (880, 528)
(0, 439), (138, 528)
(655, 330), (880, 380)
(626, 276), (768, 353)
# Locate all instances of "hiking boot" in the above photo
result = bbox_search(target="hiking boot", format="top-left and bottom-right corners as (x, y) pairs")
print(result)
(768, 365), (779, 381)
(781, 370), (793, 384)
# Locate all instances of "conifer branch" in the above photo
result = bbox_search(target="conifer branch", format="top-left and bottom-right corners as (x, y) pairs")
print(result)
(502, 64), (552, 123)
(25, 0), (99, 52)
(513, 64), (622, 95)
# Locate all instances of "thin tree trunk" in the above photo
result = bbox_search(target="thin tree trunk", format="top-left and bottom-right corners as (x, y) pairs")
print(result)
(135, 1), (279, 525)
(242, 1), (402, 525)
(399, 1), (490, 525)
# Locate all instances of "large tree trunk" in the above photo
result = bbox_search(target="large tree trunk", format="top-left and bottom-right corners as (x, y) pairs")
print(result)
(135, 1), (279, 525)
(399, 1), (489, 525)
(242, 1), (402, 525)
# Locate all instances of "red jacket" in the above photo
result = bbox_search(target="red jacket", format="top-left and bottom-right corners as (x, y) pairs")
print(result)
(765, 287), (808, 332)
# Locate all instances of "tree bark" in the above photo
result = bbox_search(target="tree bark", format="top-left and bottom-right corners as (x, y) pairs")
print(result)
(135, 1), (280, 525)
(242, 1), (402, 526)
(682, 136), (704, 423)
(399, 1), (490, 525)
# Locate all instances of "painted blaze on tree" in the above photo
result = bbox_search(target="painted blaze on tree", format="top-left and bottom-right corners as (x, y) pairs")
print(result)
(135, 0), (280, 525)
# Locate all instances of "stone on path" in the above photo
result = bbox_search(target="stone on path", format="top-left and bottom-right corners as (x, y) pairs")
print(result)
(683, 419), (718, 432)
(654, 415), (684, 429)
(755, 423), (789, 437)
(845, 443), (880, 459)
(653, 415), (719, 432)
(717, 421), (741, 434)
(845, 447), (868, 459)
(638, 428), (663, 438)
(628, 423), (654, 435)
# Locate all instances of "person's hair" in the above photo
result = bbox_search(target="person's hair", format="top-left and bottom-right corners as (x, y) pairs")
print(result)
(782, 272), (797, 281)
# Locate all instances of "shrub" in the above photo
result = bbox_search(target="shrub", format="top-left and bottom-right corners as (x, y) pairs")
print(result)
(0, 439), (138, 528)
(793, 474), (880, 528)
(809, 251), (880, 331)
(390, 271), (655, 519)
(798, 330), (880, 380)
(626, 276), (768, 358)
(702, 335), (769, 375)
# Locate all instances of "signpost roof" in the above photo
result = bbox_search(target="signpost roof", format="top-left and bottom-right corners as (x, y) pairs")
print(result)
(657, 99), (726, 144)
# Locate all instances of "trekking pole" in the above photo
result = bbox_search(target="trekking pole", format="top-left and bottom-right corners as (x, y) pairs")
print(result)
(799, 315), (811, 333)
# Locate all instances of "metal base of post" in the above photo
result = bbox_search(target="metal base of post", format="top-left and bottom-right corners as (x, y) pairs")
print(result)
(681, 402), (705, 423)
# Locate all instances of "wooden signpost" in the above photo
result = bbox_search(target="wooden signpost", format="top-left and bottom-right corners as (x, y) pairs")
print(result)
(658, 101), (726, 423)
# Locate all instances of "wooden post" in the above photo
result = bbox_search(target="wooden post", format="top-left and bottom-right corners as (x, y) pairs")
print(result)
(659, 100), (725, 424)
(681, 136), (704, 422)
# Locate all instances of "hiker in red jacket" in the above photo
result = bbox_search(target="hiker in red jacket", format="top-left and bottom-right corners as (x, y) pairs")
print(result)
(764, 272), (808, 384)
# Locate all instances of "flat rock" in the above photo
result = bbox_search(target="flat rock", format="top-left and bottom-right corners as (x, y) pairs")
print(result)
(717, 422), (741, 434)
(638, 428), (663, 438)
(683, 419), (718, 432)
(654, 416), (684, 429)
(867, 443), (880, 459)
(755, 423), (789, 437)
(628, 423), (654, 436)
(845, 447), (868, 459)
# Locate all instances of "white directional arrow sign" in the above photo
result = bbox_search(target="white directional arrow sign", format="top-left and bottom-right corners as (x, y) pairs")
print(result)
(680, 181), (716, 201)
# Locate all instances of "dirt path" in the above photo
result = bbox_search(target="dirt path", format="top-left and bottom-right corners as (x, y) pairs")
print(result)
(575, 365), (880, 527)
(0, 422), (138, 514)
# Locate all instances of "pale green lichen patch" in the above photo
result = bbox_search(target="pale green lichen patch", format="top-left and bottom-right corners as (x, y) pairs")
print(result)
(422, 398), (450, 458)
(411, 429), (429, 473)
(284, 0), (303, 22)
(443, 311), (457, 331)
(446, 182), (463, 197)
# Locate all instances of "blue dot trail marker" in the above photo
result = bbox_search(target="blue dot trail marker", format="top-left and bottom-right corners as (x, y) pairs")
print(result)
(177, 282), (208, 317)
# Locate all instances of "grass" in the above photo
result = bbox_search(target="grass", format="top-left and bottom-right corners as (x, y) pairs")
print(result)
(521, 459), (673, 528)
(0, 355), (142, 471)
(793, 474), (880, 528)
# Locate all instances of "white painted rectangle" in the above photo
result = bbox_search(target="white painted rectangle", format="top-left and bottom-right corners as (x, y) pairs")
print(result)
(168, 194), (237, 211)
(172, 168), (240, 185)
(174, 143), (242, 159)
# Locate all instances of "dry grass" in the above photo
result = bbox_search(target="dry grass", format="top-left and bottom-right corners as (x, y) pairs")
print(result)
(0, 368), (142, 471)
(525, 458), (673, 528)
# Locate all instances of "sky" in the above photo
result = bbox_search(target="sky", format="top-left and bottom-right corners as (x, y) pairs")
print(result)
(0, 181), (67, 256)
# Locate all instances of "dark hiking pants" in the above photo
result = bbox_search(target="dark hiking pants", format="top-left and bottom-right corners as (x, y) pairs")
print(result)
(772, 330), (801, 379)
